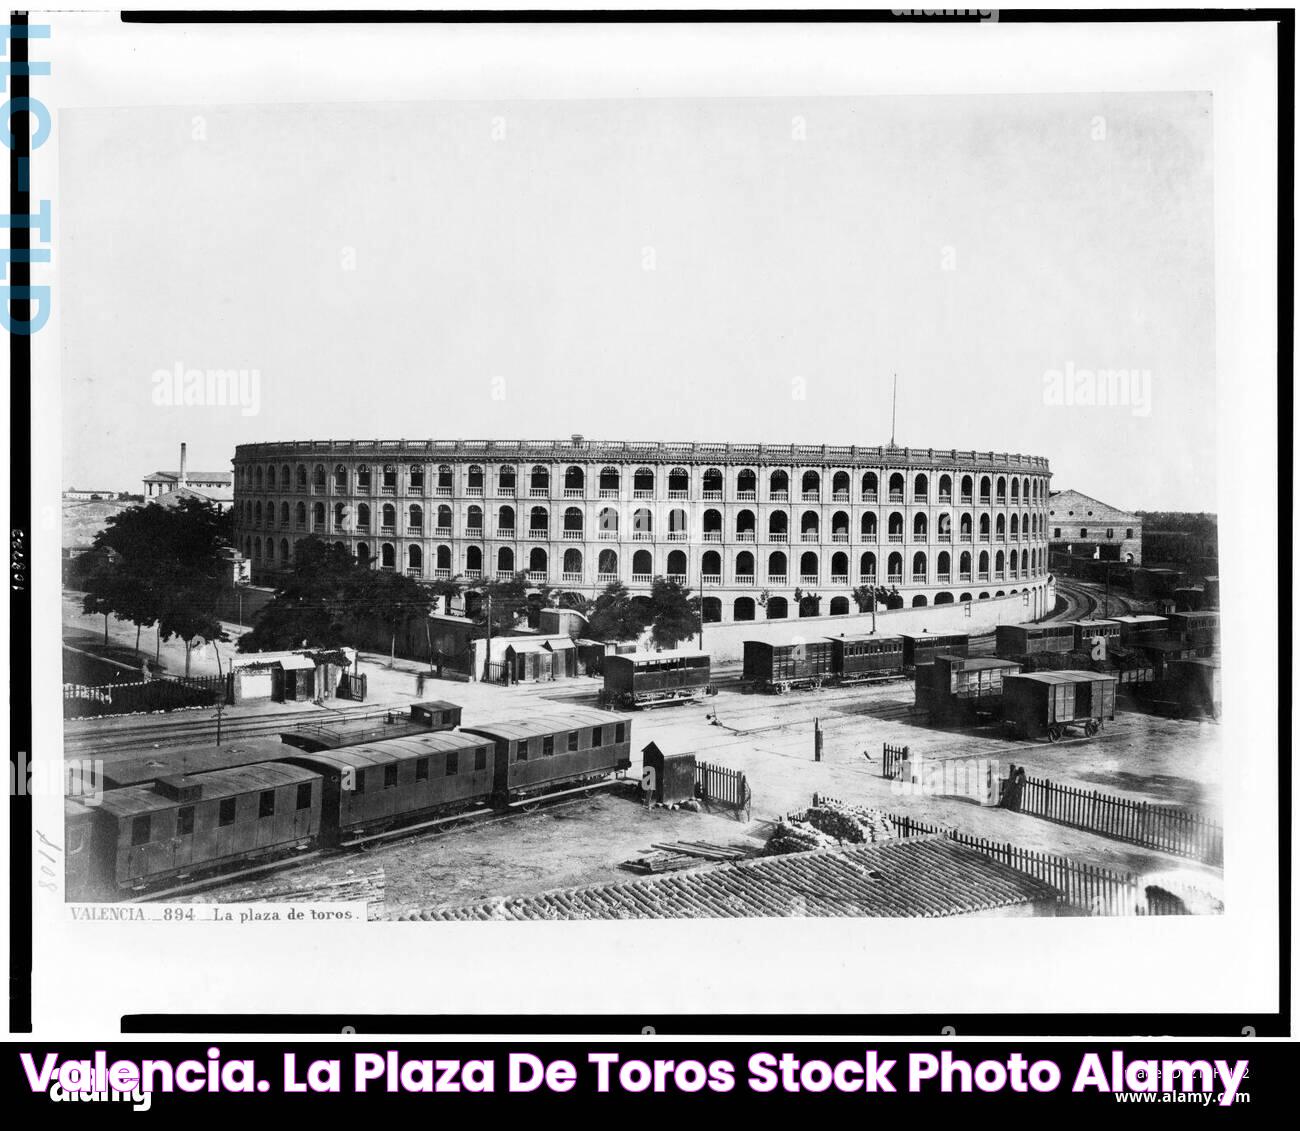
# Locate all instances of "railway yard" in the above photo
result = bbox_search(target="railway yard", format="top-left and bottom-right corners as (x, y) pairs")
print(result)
(63, 578), (1222, 919)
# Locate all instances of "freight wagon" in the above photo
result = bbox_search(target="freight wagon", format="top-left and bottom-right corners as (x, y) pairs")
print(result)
(601, 651), (714, 708)
(1157, 658), (1221, 719)
(827, 633), (905, 684)
(900, 632), (969, 670)
(1071, 619), (1121, 654)
(918, 657), (1021, 723)
(742, 640), (836, 693)
(995, 623), (1075, 661)
(1111, 615), (1170, 647)
(1002, 671), (1118, 741)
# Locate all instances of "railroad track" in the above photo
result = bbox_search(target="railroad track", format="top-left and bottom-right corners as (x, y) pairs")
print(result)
(63, 701), (393, 757)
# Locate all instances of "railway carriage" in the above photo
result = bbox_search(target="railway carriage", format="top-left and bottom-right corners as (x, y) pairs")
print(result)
(742, 640), (835, 692)
(1070, 619), (1121, 654)
(69, 763), (323, 895)
(1158, 658), (1221, 719)
(278, 730), (495, 842)
(1165, 611), (1220, 654)
(601, 651), (714, 708)
(994, 623), (1075, 661)
(900, 632), (969, 670)
(1002, 671), (1117, 741)
(462, 709), (633, 801)
(1111, 615), (1170, 647)
(827, 633), (905, 684)
(96, 736), (295, 790)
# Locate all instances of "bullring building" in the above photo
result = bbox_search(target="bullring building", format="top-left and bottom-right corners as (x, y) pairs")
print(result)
(232, 439), (1055, 623)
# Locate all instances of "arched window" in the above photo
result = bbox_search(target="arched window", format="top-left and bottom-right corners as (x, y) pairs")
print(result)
(280, 502), (290, 527)
(381, 543), (395, 570)
(498, 465), (516, 492)
(334, 464), (347, 489)
(408, 545), (423, 573)
(356, 503), (369, 531)
(799, 551), (819, 580)
(937, 550), (951, 579)
(939, 474), (953, 501)
(529, 465), (549, 494)
(357, 465), (371, 490)
(467, 464), (483, 491)
(912, 551), (927, 582)
(979, 475), (991, 502)
(564, 507), (584, 534)
(801, 470), (820, 498)
(769, 510), (788, 536)
(995, 513), (1005, 538)
(633, 508), (653, 536)
(888, 511), (904, 540)
(280, 539), (289, 561)
(564, 466), (585, 493)
(314, 464), (326, 488)
(960, 474), (973, 502)
(333, 502), (345, 530)
(668, 508), (688, 535)
(313, 502), (326, 530)
(862, 471), (878, 500)
(633, 467), (654, 495)
(830, 596), (850, 615)
(995, 550), (1005, 576)
(888, 472), (905, 501)
(529, 506), (549, 534)
(913, 473), (929, 502)
(979, 513), (990, 538)
(435, 465), (452, 492)
(862, 512), (878, 539)
(356, 542), (370, 565)
(528, 547), (548, 575)
(860, 552), (877, 581)
(408, 504), (423, 531)
(1010, 513), (1019, 538)
(887, 552), (903, 582)
(667, 550), (687, 577)
(766, 596), (788, 620)
(598, 549), (618, 576)
(466, 505), (483, 530)
(831, 551), (848, 579)
(702, 550), (721, 577)
(800, 510), (819, 537)
(960, 551), (972, 580)
(768, 551), (788, 580)
(466, 545), (482, 572)
(380, 503), (395, 530)
(703, 509), (722, 536)
(736, 551), (755, 579)
(497, 547), (514, 573)
(599, 466), (619, 495)
(978, 550), (990, 578)
(737, 469), (757, 498)
(913, 513), (928, 539)
(912, 595), (928, 607)
(265, 540), (275, 563)
(296, 465), (308, 490)
(668, 467), (689, 496)
(736, 509), (756, 537)
(769, 469), (789, 498)
(562, 548), (583, 577)
(701, 597), (722, 624)
(598, 507), (618, 535)
(734, 597), (756, 621)
(995, 476), (1006, 503)
(632, 549), (652, 576)
(703, 468), (723, 497)
(497, 505), (515, 532)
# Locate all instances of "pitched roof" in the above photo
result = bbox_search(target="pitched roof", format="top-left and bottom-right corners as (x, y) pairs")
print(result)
(1046, 488), (1139, 522)
(398, 836), (1062, 921)
(145, 470), (232, 483)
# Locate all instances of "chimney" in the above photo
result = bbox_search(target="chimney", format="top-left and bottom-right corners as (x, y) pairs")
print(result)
(179, 442), (188, 486)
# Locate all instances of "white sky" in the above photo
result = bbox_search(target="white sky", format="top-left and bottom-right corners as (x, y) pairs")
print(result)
(59, 88), (1214, 510)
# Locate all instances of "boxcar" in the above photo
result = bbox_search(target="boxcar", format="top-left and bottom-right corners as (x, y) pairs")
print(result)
(924, 657), (1021, 722)
(64, 798), (100, 900)
(280, 700), (461, 753)
(601, 651), (713, 708)
(463, 709), (633, 801)
(1002, 671), (1118, 741)
(278, 730), (495, 841)
(85, 763), (323, 890)
(1165, 611), (1220, 653)
(900, 632), (969, 670)
(1160, 658), (1221, 719)
(828, 634), (905, 684)
(742, 640), (835, 692)
(995, 623), (1075, 661)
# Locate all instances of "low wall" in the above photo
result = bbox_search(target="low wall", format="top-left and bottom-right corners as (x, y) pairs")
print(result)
(698, 582), (1055, 664)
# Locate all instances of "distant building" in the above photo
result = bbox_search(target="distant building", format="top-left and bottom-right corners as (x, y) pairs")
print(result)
(63, 487), (120, 501)
(1047, 489), (1142, 564)
(145, 442), (233, 510)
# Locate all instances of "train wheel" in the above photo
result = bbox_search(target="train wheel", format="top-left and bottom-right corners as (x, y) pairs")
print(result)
(1047, 725), (1063, 743)
(1084, 720), (1099, 737)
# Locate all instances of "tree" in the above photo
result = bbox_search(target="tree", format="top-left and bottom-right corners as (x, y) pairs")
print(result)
(470, 572), (532, 637)
(647, 575), (700, 651)
(238, 538), (364, 652)
(81, 497), (232, 675)
(584, 581), (649, 643)
(364, 568), (435, 668)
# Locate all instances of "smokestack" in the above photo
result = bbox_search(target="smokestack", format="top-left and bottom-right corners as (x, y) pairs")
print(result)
(179, 442), (188, 486)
